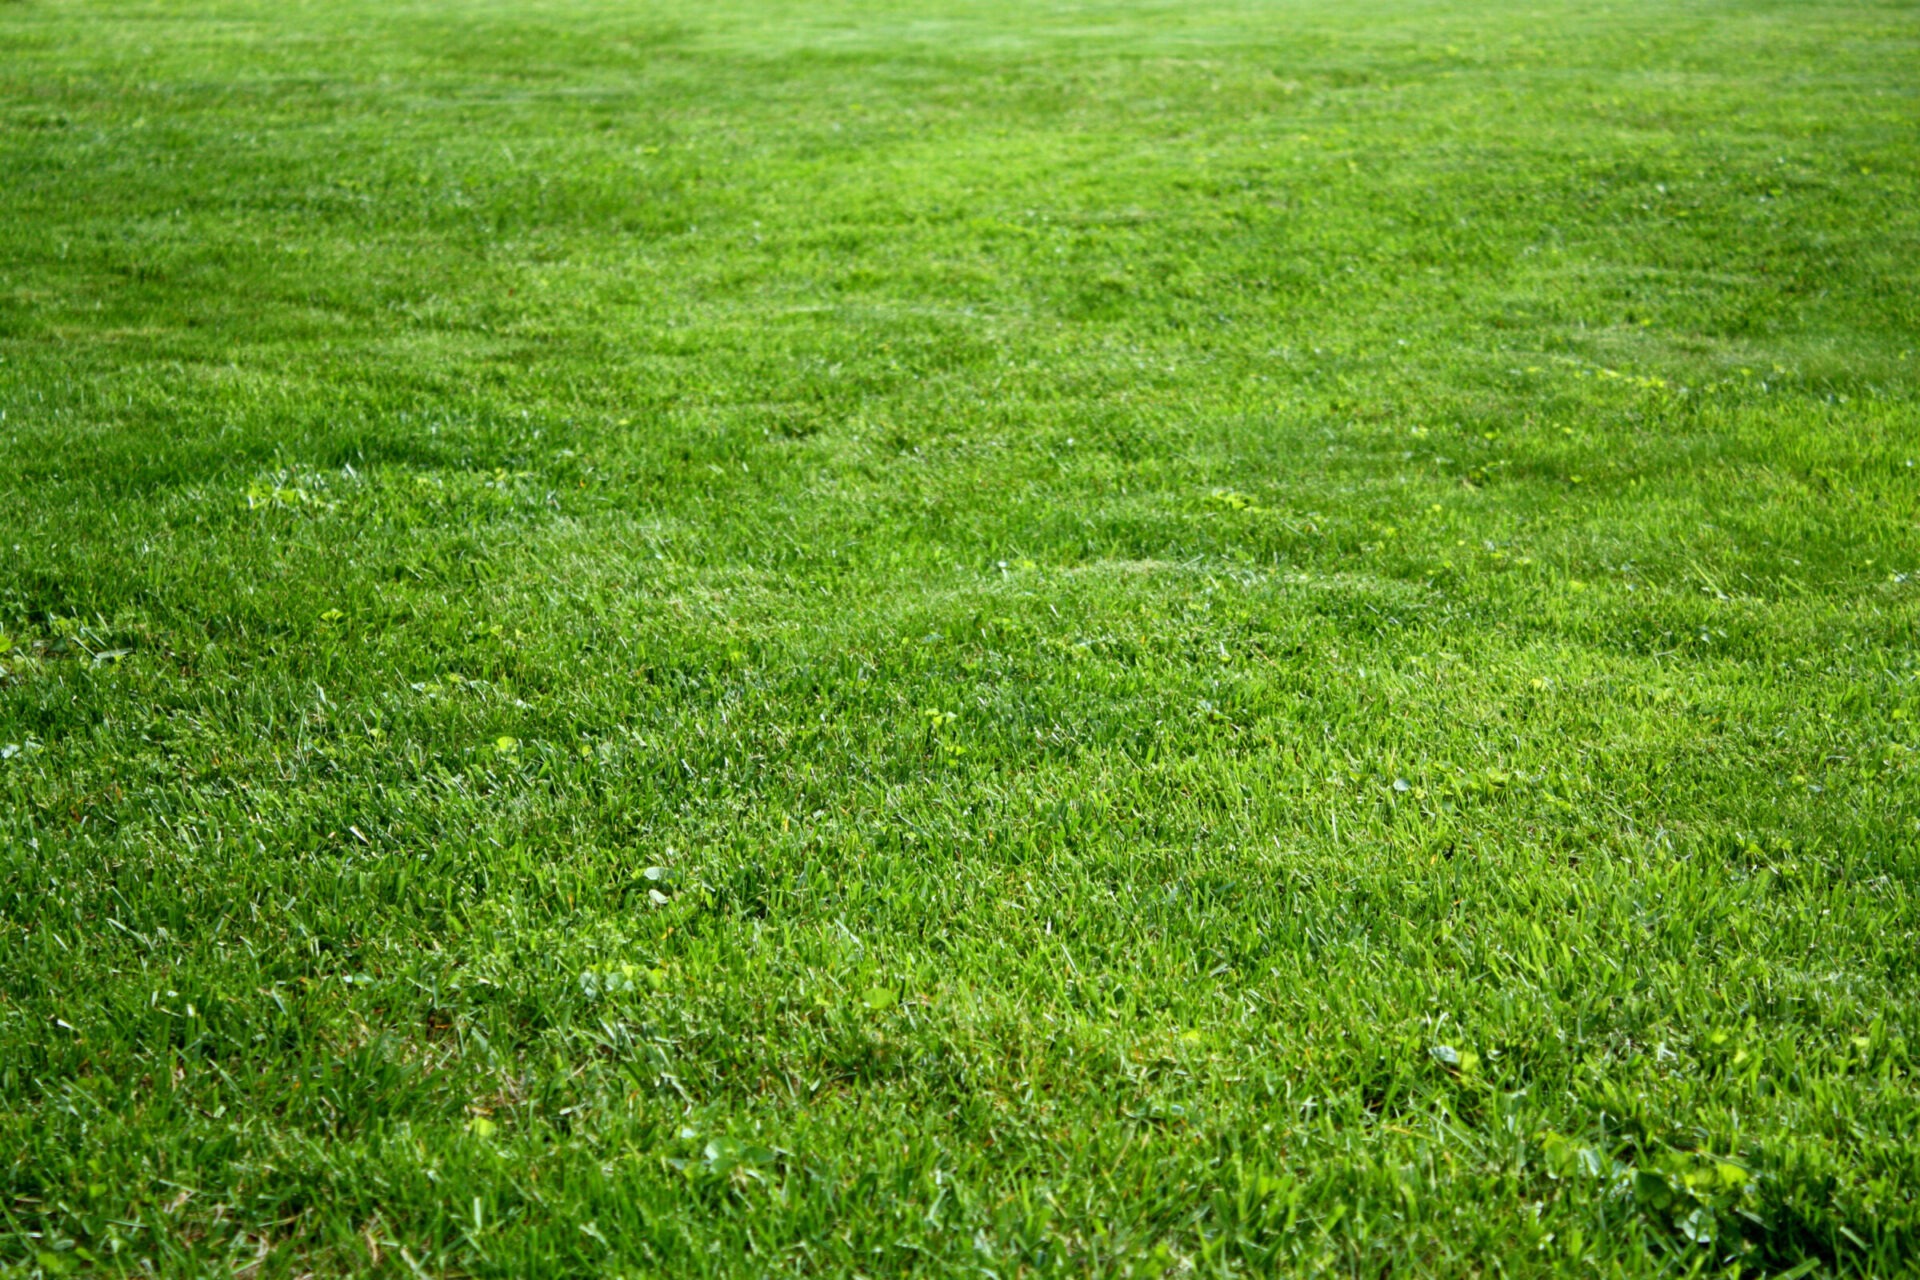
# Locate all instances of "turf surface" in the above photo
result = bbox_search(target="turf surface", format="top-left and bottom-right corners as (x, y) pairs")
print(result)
(3, 0), (1919, 1273)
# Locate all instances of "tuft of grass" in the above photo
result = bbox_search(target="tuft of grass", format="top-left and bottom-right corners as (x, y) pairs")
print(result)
(2, 0), (1918, 1273)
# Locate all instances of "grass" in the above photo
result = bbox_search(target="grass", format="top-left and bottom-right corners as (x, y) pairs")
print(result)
(2, 0), (1918, 1273)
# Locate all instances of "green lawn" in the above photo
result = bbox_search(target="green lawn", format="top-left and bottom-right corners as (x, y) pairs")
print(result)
(2, 0), (1918, 1273)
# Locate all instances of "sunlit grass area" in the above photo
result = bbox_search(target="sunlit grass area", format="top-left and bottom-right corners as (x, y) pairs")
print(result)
(2, 0), (1918, 1273)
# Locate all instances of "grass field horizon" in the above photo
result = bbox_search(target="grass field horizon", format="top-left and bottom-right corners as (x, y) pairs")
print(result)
(3, 0), (1918, 1274)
